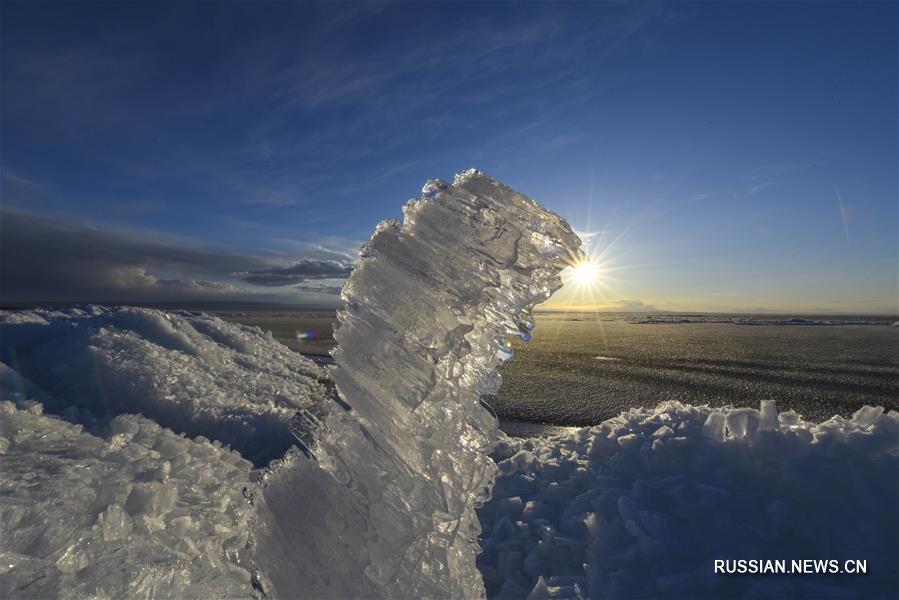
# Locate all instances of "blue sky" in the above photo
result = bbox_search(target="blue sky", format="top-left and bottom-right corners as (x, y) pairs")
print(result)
(1, 1), (896, 312)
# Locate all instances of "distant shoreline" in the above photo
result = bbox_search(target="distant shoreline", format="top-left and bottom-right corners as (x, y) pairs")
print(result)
(3, 302), (895, 321)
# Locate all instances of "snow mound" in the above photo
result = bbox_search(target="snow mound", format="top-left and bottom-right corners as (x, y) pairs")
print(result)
(253, 169), (582, 599)
(478, 401), (899, 599)
(0, 400), (260, 599)
(0, 306), (327, 465)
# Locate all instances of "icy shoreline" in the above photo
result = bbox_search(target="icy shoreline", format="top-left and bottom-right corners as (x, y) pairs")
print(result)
(3, 385), (896, 598)
(2, 307), (897, 599)
(630, 315), (894, 326)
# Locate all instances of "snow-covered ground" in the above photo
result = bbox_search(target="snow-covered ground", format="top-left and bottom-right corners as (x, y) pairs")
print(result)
(0, 306), (323, 598)
(2, 172), (897, 599)
(479, 402), (898, 599)
(0, 401), (261, 599)
(0, 305), (326, 466)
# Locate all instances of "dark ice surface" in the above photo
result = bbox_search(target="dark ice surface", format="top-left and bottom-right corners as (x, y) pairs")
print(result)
(225, 310), (898, 427)
(221, 311), (337, 357)
(490, 311), (898, 425)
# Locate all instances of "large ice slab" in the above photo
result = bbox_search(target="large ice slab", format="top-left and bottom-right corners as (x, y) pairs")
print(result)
(253, 169), (582, 598)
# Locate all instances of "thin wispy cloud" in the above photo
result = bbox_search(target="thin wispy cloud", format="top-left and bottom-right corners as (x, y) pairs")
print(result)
(743, 181), (775, 197)
(237, 194), (305, 207)
(368, 160), (423, 185)
(738, 162), (818, 183)
(1, 168), (43, 190)
(835, 186), (851, 243)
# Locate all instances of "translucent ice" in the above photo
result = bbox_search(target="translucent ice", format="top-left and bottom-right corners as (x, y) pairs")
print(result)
(759, 399), (778, 430)
(0, 308), (326, 597)
(724, 407), (760, 439)
(253, 169), (581, 599)
(0, 401), (260, 599)
(852, 405), (884, 429)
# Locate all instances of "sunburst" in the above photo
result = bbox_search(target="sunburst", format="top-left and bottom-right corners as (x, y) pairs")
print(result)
(569, 259), (601, 286)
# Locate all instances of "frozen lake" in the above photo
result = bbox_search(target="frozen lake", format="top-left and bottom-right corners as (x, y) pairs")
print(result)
(491, 311), (899, 425)
(224, 310), (899, 427)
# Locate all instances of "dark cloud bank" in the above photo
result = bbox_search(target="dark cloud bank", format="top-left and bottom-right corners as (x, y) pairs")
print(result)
(0, 208), (352, 306)
(239, 260), (353, 287)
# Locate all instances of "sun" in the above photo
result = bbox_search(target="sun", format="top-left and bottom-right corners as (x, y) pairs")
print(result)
(570, 259), (600, 285)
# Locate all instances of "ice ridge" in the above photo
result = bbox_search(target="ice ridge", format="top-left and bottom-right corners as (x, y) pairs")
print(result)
(252, 169), (582, 598)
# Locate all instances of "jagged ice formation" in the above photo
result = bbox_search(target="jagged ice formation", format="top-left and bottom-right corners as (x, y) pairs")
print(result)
(251, 169), (582, 598)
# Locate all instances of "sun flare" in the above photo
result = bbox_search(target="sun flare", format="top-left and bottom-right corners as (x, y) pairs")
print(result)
(570, 260), (600, 285)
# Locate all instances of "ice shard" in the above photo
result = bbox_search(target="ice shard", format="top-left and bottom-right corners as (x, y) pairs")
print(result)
(252, 169), (582, 598)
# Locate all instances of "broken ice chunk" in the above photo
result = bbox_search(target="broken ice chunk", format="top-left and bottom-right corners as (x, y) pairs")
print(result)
(95, 504), (131, 542)
(759, 400), (778, 431)
(701, 412), (726, 441)
(852, 406), (884, 429)
(725, 408), (760, 439)
(778, 410), (802, 427)
(652, 425), (675, 439)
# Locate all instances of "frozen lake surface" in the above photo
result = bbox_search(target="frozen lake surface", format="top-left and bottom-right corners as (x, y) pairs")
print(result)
(225, 310), (899, 428)
(492, 311), (898, 425)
